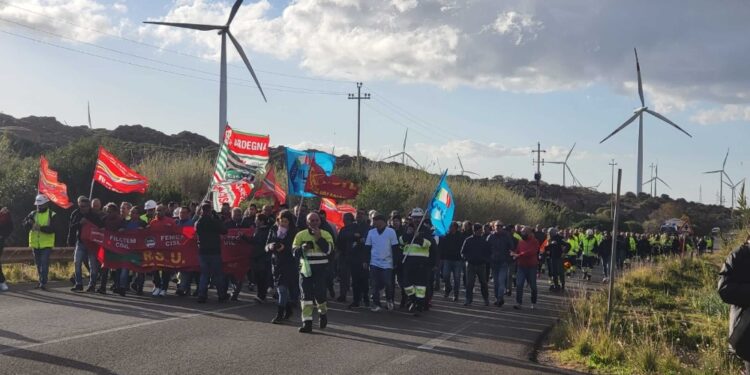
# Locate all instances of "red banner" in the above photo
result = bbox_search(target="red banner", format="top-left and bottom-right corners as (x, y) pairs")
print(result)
(94, 146), (148, 194)
(225, 126), (270, 160)
(305, 160), (359, 200)
(82, 223), (252, 280)
(38, 156), (72, 208)
(212, 179), (253, 208)
(255, 168), (287, 204)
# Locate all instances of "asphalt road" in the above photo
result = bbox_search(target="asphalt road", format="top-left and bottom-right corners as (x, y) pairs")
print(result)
(0, 273), (595, 375)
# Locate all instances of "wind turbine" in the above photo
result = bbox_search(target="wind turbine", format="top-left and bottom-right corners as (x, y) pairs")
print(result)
(87, 101), (92, 129)
(599, 48), (692, 194)
(143, 0), (266, 142)
(456, 154), (478, 176)
(724, 178), (745, 210)
(642, 164), (670, 196)
(703, 149), (732, 206)
(545, 143), (578, 187)
(383, 129), (422, 169)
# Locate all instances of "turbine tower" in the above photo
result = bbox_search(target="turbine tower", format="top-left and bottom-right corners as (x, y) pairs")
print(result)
(703, 149), (732, 206)
(724, 178), (745, 211)
(545, 143), (578, 187)
(143, 0), (266, 142)
(642, 164), (670, 196)
(87, 101), (92, 129)
(457, 154), (478, 176)
(382, 129), (422, 169)
(599, 48), (692, 194)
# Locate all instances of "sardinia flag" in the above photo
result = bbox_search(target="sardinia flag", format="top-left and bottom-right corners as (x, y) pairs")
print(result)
(93, 147), (148, 194)
(427, 171), (454, 236)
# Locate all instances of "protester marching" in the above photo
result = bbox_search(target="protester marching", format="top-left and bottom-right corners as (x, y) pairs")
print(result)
(0, 123), (715, 336)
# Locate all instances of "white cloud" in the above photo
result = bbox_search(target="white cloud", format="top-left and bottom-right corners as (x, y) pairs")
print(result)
(690, 105), (750, 125)
(487, 11), (543, 46)
(137, 0), (750, 112)
(0, 0), (117, 43)
(113, 2), (127, 14)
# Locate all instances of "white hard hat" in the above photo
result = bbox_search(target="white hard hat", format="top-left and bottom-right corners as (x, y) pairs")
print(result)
(34, 194), (50, 206)
(410, 207), (424, 217)
(144, 200), (158, 210)
(586, 229), (594, 236)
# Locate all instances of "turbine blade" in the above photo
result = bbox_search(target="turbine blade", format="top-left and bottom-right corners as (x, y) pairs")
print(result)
(382, 153), (403, 161)
(656, 177), (671, 189)
(402, 129), (408, 152)
(644, 109), (692, 137)
(457, 154), (464, 170)
(723, 148), (729, 169)
(600, 112), (639, 143)
(227, 31), (267, 102)
(723, 171), (734, 186)
(465, 171), (479, 176)
(703, 170), (722, 174)
(142, 21), (224, 31)
(642, 177), (656, 185)
(565, 142), (576, 162)
(546, 161), (565, 165)
(635, 48), (644, 107)
(566, 165), (581, 186)
(405, 154), (422, 169)
(226, 0), (244, 26)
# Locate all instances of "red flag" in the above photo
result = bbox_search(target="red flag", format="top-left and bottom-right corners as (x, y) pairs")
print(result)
(93, 147), (148, 194)
(305, 160), (359, 200)
(212, 179), (253, 208)
(255, 168), (287, 204)
(38, 156), (72, 208)
(320, 198), (357, 230)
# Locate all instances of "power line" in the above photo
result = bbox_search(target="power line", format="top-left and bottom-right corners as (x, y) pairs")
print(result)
(0, 0), (352, 84)
(0, 27), (345, 96)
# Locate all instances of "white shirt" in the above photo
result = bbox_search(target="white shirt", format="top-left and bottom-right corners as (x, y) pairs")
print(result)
(365, 227), (399, 269)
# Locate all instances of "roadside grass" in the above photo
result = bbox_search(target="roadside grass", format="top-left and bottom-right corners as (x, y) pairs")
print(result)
(550, 246), (744, 374)
(3, 262), (76, 284)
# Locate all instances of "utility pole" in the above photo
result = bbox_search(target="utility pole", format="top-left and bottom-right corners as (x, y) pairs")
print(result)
(609, 159), (617, 219)
(531, 142), (546, 198)
(348, 82), (370, 172)
(699, 185), (702, 203)
(606, 168), (622, 326)
(647, 163), (656, 196)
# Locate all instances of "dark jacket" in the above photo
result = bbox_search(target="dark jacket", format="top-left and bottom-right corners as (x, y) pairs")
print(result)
(546, 234), (570, 259)
(67, 208), (103, 245)
(460, 234), (491, 265)
(347, 223), (371, 267)
(0, 210), (13, 247)
(718, 243), (750, 360)
(195, 213), (227, 255)
(336, 223), (358, 263)
(439, 232), (463, 262)
(251, 224), (271, 270)
(266, 225), (297, 287)
(487, 230), (515, 264)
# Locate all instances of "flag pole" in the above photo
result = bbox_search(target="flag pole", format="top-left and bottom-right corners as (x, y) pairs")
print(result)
(403, 170), (447, 264)
(88, 178), (95, 200)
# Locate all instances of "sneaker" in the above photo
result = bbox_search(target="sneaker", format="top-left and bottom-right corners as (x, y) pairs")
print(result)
(386, 301), (394, 311)
(602, 277), (609, 283)
(152, 287), (161, 297)
(463, 301), (471, 306)
(159, 289), (166, 297)
(513, 304), (522, 310)
(370, 305), (382, 312)
(347, 302), (360, 309)
(70, 285), (83, 292)
(0, 282), (8, 291)
(451, 295), (458, 302)
(484, 299), (490, 307)
(86, 285), (96, 293)
(497, 299), (505, 308)
(531, 304), (536, 310)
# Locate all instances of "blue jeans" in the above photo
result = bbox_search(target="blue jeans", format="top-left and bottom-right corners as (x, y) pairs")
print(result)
(601, 256), (611, 278)
(32, 248), (51, 286)
(492, 262), (509, 301)
(515, 266), (537, 305)
(73, 241), (87, 286)
(119, 268), (130, 290)
(277, 285), (289, 307)
(442, 260), (462, 296)
(198, 254), (226, 299)
(369, 266), (393, 306)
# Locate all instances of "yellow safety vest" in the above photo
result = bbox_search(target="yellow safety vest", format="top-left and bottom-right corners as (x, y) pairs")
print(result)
(28, 210), (55, 249)
(629, 237), (637, 252)
(293, 229), (334, 266)
(403, 238), (431, 258)
(566, 238), (579, 255)
(581, 237), (597, 256)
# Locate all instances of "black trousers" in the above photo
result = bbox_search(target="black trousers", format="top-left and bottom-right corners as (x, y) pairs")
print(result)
(300, 266), (327, 304)
(253, 267), (268, 299)
(549, 257), (565, 288)
(350, 263), (369, 305)
(465, 263), (489, 303)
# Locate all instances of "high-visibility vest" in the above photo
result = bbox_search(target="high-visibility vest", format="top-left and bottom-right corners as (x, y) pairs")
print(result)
(403, 238), (431, 258)
(629, 237), (637, 253)
(513, 232), (522, 242)
(566, 238), (579, 256)
(28, 210), (55, 249)
(293, 229), (334, 266)
(595, 233), (603, 244)
(581, 237), (597, 256)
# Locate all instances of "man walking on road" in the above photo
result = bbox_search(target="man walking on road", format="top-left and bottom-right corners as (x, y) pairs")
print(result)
(439, 222), (463, 302)
(461, 223), (491, 306)
(487, 221), (514, 307)
(67, 196), (102, 292)
(24, 194), (58, 290)
(293, 212), (334, 333)
(0, 206), (13, 291)
(195, 202), (228, 304)
(400, 208), (436, 316)
(545, 228), (569, 291)
(512, 227), (539, 310)
(365, 214), (400, 312)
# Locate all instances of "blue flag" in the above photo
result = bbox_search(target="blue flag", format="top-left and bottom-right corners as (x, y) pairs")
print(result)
(427, 171), (454, 236)
(285, 148), (336, 197)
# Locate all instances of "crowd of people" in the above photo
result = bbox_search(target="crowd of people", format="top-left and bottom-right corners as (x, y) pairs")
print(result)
(0, 194), (714, 334)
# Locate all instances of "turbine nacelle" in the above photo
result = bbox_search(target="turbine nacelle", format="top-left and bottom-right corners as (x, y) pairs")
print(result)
(634, 106), (647, 114)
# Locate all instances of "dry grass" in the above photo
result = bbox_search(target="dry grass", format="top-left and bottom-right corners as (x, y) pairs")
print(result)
(550, 244), (744, 374)
(3, 262), (76, 284)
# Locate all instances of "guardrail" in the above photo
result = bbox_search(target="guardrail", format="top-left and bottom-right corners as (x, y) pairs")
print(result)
(1, 247), (75, 264)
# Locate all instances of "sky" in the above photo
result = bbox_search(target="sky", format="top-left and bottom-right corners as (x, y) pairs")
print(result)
(0, 0), (748, 206)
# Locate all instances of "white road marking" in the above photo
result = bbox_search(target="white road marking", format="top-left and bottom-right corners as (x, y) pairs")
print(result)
(417, 320), (475, 350)
(0, 304), (248, 356)
(390, 354), (416, 364)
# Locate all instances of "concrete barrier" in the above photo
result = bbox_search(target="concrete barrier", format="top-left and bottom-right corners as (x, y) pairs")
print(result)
(1, 247), (75, 264)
